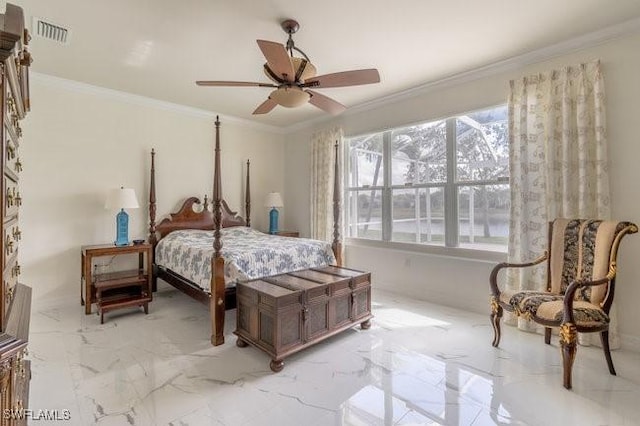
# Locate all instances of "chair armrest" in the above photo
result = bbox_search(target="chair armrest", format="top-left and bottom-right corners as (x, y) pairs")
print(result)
(562, 263), (616, 323)
(489, 251), (548, 297)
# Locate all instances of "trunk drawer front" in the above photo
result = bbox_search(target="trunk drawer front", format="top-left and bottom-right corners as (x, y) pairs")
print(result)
(265, 274), (331, 340)
(236, 280), (304, 353)
(353, 287), (372, 320)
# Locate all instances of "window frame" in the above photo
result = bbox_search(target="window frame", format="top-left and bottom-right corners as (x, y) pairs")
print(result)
(344, 105), (509, 255)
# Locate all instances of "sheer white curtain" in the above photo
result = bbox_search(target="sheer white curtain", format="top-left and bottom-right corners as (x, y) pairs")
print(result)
(507, 60), (614, 345)
(310, 127), (344, 243)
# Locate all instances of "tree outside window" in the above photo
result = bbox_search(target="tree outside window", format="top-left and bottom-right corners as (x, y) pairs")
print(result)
(346, 105), (509, 251)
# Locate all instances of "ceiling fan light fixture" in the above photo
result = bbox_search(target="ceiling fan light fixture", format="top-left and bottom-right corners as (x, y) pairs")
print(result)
(270, 87), (310, 108)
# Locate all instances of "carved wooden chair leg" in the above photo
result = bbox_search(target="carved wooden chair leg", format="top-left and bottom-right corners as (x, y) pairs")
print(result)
(560, 323), (577, 389)
(544, 327), (552, 345)
(490, 297), (503, 347)
(600, 330), (616, 375)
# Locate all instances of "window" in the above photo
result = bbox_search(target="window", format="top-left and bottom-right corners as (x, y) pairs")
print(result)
(346, 105), (509, 251)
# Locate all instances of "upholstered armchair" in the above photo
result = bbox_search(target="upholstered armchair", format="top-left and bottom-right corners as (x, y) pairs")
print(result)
(489, 219), (637, 389)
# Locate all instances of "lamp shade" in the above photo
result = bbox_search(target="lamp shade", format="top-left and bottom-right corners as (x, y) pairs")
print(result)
(105, 187), (140, 210)
(269, 87), (310, 108)
(264, 192), (283, 208)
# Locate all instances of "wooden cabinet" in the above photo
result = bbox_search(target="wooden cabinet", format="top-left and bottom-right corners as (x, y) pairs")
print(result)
(81, 243), (152, 323)
(0, 284), (30, 426)
(235, 266), (372, 372)
(0, 4), (31, 423)
(0, 3), (30, 329)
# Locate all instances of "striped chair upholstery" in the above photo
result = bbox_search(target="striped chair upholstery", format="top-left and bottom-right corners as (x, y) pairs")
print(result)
(489, 219), (637, 389)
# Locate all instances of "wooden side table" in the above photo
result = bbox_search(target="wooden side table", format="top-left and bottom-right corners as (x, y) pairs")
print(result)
(274, 231), (299, 237)
(80, 243), (152, 322)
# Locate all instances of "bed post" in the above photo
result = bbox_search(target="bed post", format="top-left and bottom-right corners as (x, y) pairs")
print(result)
(211, 116), (226, 346)
(149, 149), (158, 291)
(245, 159), (251, 228)
(332, 141), (343, 266)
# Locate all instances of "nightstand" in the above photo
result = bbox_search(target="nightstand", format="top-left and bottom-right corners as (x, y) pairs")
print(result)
(274, 231), (299, 237)
(81, 243), (152, 323)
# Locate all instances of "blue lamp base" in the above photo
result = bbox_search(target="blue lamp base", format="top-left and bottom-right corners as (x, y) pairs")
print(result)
(269, 208), (279, 234)
(115, 209), (130, 246)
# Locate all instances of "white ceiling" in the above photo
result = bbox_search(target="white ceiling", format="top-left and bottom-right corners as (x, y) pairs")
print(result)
(9, 0), (640, 128)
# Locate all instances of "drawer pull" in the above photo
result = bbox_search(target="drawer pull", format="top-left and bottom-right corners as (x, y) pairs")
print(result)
(6, 286), (14, 301)
(12, 226), (21, 241)
(12, 263), (20, 277)
(15, 156), (22, 173)
(15, 191), (21, 207)
(6, 187), (14, 207)
(5, 235), (13, 255)
(6, 145), (15, 160)
(20, 50), (32, 67)
(7, 97), (15, 115)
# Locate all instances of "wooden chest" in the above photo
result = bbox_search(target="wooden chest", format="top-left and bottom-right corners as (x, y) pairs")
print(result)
(235, 266), (372, 372)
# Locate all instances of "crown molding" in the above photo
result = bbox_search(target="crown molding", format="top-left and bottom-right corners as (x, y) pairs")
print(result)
(283, 16), (640, 134)
(30, 72), (287, 134)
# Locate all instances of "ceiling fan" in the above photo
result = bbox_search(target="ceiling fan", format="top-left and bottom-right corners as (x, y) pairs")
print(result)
(196, 19), (381, 115)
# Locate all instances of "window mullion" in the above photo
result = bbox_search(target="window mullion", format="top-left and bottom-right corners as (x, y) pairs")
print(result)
(382, 130), (392, 242)
(445, 118), (458, 247)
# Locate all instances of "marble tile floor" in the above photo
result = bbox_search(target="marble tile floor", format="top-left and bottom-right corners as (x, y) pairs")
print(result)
(29, 282), (640, 426)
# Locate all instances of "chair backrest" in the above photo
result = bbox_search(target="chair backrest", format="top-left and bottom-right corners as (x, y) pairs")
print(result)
(548, 219), (637, 306)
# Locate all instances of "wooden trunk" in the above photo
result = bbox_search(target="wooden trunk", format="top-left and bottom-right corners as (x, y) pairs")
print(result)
(235, 266), (372, 371)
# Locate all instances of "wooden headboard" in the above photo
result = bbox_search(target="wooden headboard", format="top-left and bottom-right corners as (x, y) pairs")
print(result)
(147, 147), (251, 246)
(154, 197), (246, 240)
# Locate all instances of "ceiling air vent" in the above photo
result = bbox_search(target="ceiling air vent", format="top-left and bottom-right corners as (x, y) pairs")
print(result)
(32, 17), (70, 44)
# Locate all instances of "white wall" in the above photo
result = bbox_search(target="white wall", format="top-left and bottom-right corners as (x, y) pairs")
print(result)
(20, 77), (284, 300)
(284, 31), (640, 350)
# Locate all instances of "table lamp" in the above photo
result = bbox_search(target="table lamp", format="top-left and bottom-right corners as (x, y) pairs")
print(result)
(105, 187), (140, 246)
(264, 192), (283, 234)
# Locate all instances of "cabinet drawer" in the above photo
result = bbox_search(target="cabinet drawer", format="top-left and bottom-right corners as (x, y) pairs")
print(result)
(3, 175), (20, 218)
(4, 259), (18, 309)
(4, 129), (21, 178)
(3, 218), (19, 269)
(5, 87), (22, 141)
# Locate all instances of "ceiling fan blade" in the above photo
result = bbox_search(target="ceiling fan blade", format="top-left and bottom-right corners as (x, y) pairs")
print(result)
(304, 69), (380, 88)
(257, 40), (295, 82)
(196, 81), (277, 87)
(253, 98), (278, 115)
(307, 90), (346, 115)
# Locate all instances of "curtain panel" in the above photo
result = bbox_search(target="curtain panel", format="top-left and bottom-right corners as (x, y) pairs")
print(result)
(310, 127), (344, 243)
(507, 60), (614, 345)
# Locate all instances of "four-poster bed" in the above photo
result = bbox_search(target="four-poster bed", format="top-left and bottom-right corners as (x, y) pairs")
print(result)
(147, 117), (346, 346)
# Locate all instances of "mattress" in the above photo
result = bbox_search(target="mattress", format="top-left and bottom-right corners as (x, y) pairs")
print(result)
(155, 227), (336, 292)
